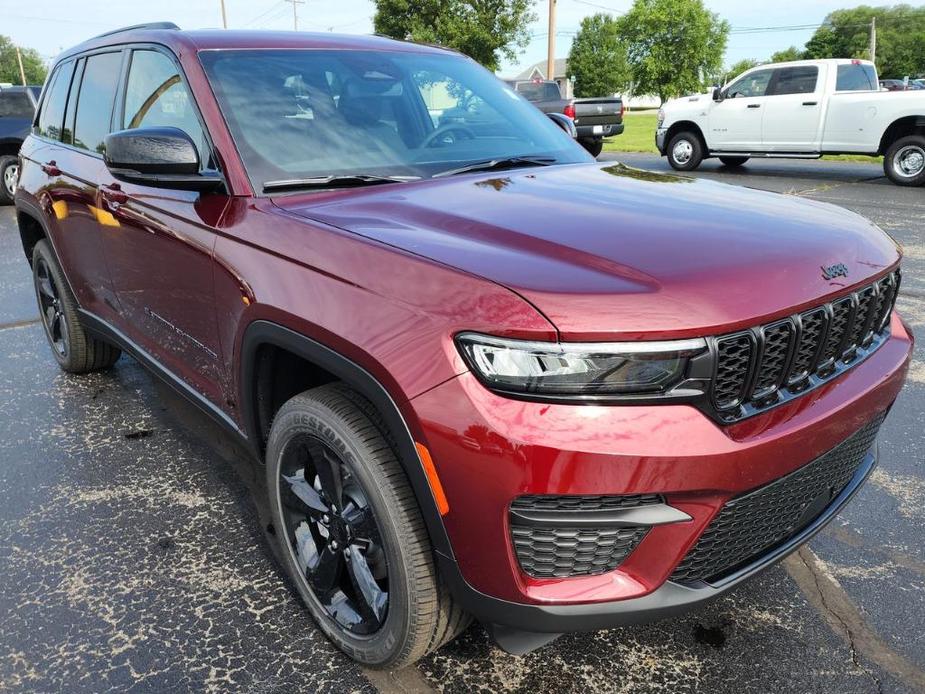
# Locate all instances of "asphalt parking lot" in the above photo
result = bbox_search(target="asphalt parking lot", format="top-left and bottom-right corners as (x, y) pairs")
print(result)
(1, 155), (923, 693)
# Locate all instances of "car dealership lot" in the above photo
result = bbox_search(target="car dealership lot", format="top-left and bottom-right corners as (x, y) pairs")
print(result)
(1, 157), (923, 693)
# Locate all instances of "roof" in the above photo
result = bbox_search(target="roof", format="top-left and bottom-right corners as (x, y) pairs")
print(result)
(513, 58), (569, 81)
(57, 25), (452, 62)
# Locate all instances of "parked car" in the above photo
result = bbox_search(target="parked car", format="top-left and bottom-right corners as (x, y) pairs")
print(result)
(879, 78), (909, 91)
(657, 59), (925, 186)
(16, 25), (911, 668)
(0, 85), (41, 204)
(507, 79), (624, 156)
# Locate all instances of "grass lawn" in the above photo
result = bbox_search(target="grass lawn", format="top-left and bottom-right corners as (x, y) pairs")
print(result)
(602, 111), (882, 164)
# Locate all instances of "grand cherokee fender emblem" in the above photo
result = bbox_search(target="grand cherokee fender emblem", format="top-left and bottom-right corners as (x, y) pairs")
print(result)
(821, 263), (849, 280)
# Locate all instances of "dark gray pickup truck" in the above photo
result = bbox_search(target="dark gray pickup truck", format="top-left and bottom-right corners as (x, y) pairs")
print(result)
(0, 85), (41, 204)
(506, 79), (624, 157)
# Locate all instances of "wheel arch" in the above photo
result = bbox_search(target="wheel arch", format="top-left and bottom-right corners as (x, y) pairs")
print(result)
(239, 319), (456, 559)
(15, 205), (49, 266)
(665, 121), (708, 152)
(878, 115), (925, 155)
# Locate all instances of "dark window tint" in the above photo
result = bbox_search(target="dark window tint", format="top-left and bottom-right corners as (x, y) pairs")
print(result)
(36, 61), (75, 140)
(123, 50), (210, 167)
(515, 81), (545, 100)
(770, 66), (818, 95)
(726, 69), (773, 98)
(62, 59), (85, 146)
(73, 52), (122, 155)
(0, 92), (34, 118)
(837, 64), (878, 91)
(545, 82), (562, 99)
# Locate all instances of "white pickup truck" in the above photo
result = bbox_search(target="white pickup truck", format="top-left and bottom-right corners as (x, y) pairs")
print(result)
(656, 59), (925, 186)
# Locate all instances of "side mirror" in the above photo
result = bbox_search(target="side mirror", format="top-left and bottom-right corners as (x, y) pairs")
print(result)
(712, 86), (724, 102)
(104, 127), (223, 191)
(546, 112), (577, 138)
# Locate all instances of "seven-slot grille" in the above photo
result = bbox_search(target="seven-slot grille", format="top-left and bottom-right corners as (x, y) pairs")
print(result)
(711, 270), (900, 421)
(670, 415), (883, 585)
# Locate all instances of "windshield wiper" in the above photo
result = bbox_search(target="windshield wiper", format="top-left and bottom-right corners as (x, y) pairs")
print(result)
(432, 156), (558, 178)
(263, 174), (420, 192)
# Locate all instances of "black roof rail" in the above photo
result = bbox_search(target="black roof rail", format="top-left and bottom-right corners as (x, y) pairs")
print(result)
(89, 22), (180, 40)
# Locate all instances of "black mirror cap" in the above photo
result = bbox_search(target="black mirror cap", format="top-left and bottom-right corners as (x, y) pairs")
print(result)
(103, 127), (224, 192)
(712, 86), (724, 102)
(546, 112), (578, 138)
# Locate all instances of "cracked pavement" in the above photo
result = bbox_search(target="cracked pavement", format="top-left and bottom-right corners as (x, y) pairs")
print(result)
(1, 155), (923, 693)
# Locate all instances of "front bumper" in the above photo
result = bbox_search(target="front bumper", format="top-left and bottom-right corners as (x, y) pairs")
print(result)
(412, 313), (912, 635)
(576, 122), (624, 140)
(656, 126), (668, 154)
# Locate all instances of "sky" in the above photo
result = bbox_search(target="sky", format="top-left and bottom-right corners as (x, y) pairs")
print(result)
(1, 0), (914, 78)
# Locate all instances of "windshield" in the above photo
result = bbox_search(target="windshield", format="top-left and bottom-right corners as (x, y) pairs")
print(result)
(199, 49), (589, 191)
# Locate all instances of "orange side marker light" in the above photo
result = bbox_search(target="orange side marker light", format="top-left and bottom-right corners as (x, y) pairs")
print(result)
(415, 442), (449, 516)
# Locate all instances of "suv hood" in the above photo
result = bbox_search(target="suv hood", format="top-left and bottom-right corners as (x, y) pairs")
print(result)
(275, 163), (900, 340)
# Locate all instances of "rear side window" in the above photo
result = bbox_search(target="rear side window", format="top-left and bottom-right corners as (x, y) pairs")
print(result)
(123, 50), (211, 167)
(36, 61), (75, 140)
(0, 92), (34, 118)
(770, 66), (818, 95)
(836, 64), (878, 91)
(73, 52), (122, 155)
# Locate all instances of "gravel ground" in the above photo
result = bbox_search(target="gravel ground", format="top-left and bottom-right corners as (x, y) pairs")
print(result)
(0, 154), (922, 693)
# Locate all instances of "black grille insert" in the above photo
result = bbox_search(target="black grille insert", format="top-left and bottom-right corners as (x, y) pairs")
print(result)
(711, 270), (899, 422)
(670, 415), (883, 585)
(509, 494), (660, 578)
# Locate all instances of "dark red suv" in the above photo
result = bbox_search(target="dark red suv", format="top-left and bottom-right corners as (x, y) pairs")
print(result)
(15, 24), (913, 668)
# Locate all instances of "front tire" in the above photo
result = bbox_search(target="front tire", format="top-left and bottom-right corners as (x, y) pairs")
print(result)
(32, 240), (121, 373)
(266, 384), (469, 668)
(719, 156), (749, 167)
(666, 131), (704, 171)
(0, 155), (19, 205)
(884, 135), (925, 186)
(579, 137), (604, 158)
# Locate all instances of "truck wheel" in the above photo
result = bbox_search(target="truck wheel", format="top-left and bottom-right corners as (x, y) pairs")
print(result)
(667, 132), (703, 171)
(0, 155), (18, 204)
(579, 138), (604, 158)
(266, 384), (470, 668)
(32, 240), (121, 373)
(884, 135), (925, 186)
(719, 156), (749, 168)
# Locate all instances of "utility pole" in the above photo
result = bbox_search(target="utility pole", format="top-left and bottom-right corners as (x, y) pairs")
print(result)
(15, 46), (27, 86)
(220, 0), (228, 28)
(285, 0), (305, 31)
(869, 16), (876, 66)
(546, 0), (556, 82)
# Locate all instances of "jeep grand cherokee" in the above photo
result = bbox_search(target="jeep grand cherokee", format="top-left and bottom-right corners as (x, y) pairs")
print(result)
(15, 23), (912, 667)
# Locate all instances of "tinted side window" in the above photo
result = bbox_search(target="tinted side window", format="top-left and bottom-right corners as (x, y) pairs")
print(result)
(837, 64), (877, 91)
(0, 92), (35, 118)
(37, 61), (75, 140)
(73, 52), (122, 154)
(726, 69), (773, 98)
(770, 67), (818, 95)
(123, 50), (210, 167)
(545, 82), (562, 99)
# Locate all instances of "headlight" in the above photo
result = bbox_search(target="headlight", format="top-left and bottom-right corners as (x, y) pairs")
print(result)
(656, 109), (665, 128)
(456, 333), (707, 397)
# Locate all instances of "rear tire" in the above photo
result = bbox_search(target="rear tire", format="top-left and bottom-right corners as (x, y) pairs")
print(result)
(666, 131), (704, 171)
(719, 156), (749, 167)
(32, 240), (121, 373)
(266, 384), (469, 668)
(579, 138), (604, 158)
(884, 135), (925, 186)
(0, 155), (18, 204)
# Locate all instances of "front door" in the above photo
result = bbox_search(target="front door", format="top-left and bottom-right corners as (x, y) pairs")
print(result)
(708, 68), (774, 151)
(761, 65), (823, 152)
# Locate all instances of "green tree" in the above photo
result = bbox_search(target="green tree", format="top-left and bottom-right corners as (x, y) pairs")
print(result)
(617, 0), (729, 103)
(0, 36), (47, 85)
(770, 45), (804, 63)
(567, 14), (630, 97)
(373, 0), (535, 71)
(724, 58), (760, 83)
(803, 5), (925, 78)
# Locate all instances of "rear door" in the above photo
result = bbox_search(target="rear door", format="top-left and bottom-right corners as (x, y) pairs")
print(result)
(93, 47), (228, 408)
(761, 65), (823, 151)
(708, 68), (773, 150)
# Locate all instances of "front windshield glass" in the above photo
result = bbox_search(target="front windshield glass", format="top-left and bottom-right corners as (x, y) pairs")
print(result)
(199, 49), (590, 191)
